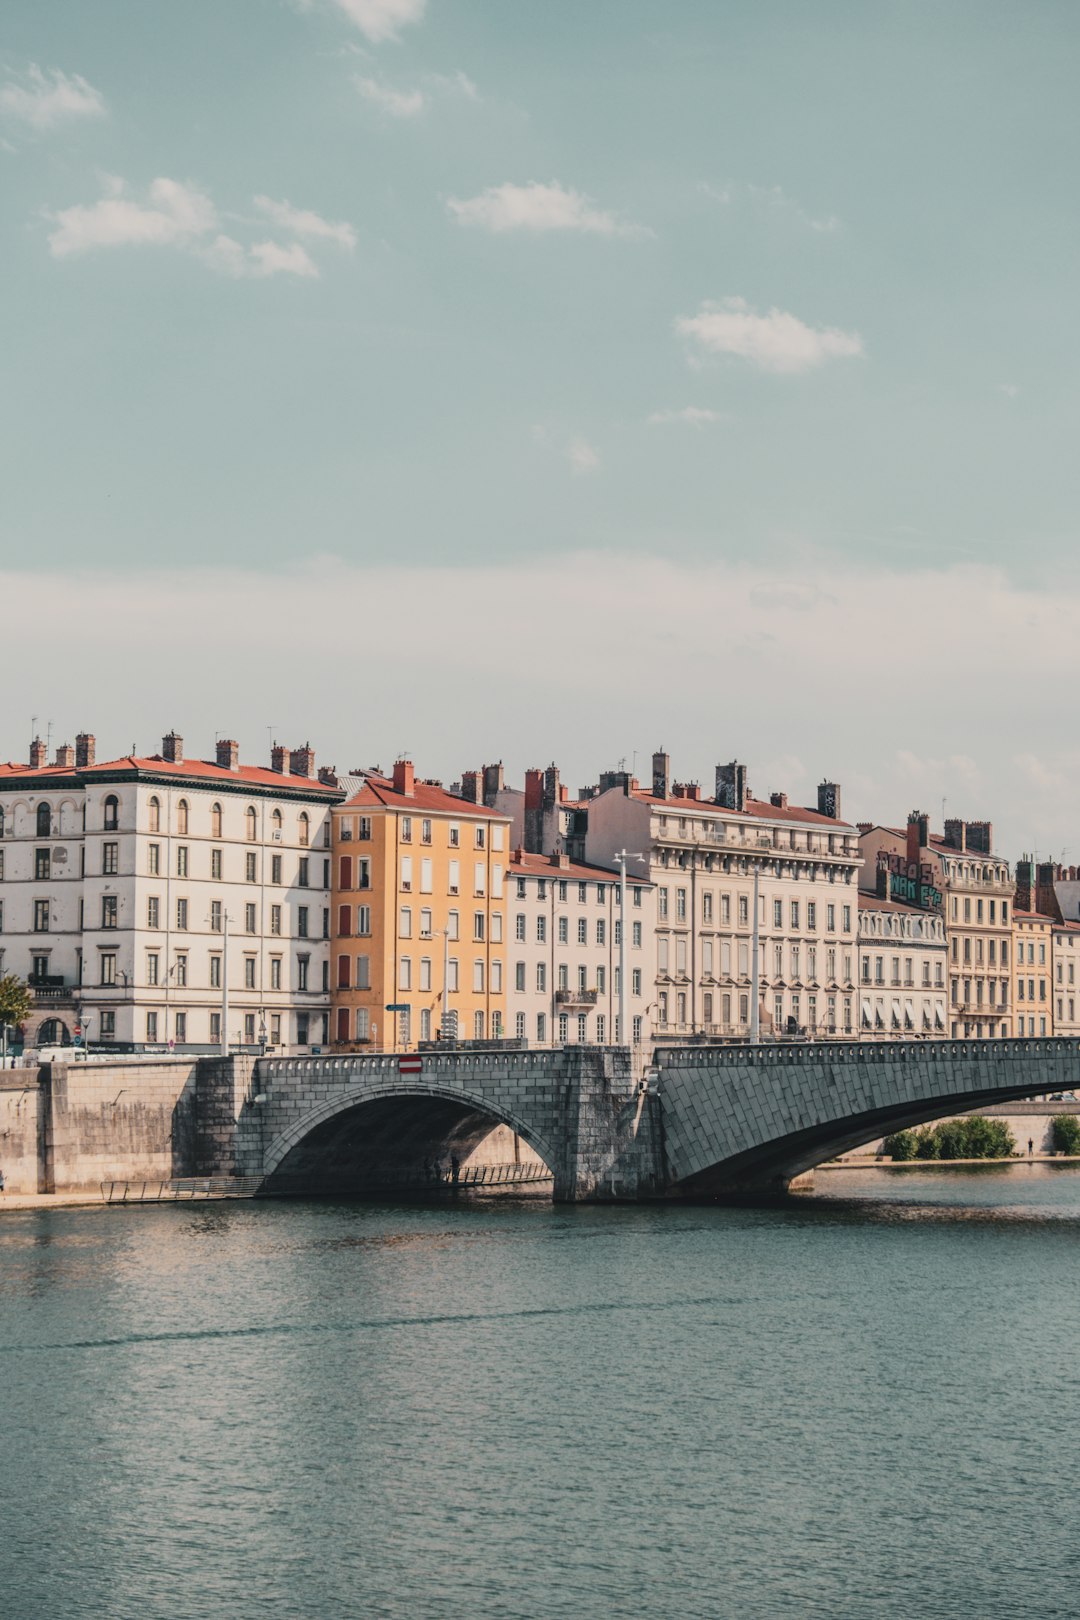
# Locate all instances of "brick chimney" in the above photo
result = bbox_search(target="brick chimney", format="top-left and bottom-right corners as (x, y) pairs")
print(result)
(393, 759), (415, 797)
(216, 738), (239, 771)
(75, 732), (95, 769)
(1036, 862), (1061, 921)
(524, 768), (544, 853)
(817, 781), (842, 820)
(652, 750), (670, 800)
(29, 735), (46, 769)
(549, 851), (570, 869)
(482, 763), (504, 805)
(906, 810), (930, 869)
(943, 818), (966, 852)
(271, 744), (288, 774)
(1014, 858), (1035, 913)
(459, 770), (483, 805)
(290, 743), (316, 778)
(715, 761), (749, 812)
(318, 765), (338, 786)
(770, 791), (788, 809)
(55, 743), (75, 768)
(965, 820), (992, 855)
(162, 731), (183, 764)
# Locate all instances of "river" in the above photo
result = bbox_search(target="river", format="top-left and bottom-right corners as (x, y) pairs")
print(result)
(3, 1166), (1080, 1618)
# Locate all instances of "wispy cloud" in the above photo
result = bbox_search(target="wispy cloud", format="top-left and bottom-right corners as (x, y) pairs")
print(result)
(700, 179), (839, 233)
(566, 437), (600, 474)
(647, 407), (723, 427)
(0, 64), (106, 131)
(355, 76), (425, 117)
(998, 383), (1020, 398)
(332, 0), (426, 42)
(202, 236), (320, 279)
(254, 195), (357, 248)
(677, 297), (864, 374)
(448, 181), (644, 238)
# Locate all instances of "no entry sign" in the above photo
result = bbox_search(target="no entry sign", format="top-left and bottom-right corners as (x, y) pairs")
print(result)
(399, 1056), (422, 1076)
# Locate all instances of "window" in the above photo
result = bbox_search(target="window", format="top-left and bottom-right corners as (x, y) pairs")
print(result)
(148, 796), (161, 833)
(298, 906), (309, 938)
(176, 899), (188, 930)
(515, 962), (526, 991)
(536, 962), (546, 993)
(492, 912), (503, 943)
(473, 960), (485, 992)
(270, 957), (282, 990)
(558, 916), (569, 945)
(516, 877), (527, 900)
(147, 953), (159, 986)
(447, 958), (459, 992)
(577, 917), (587, 945)
(632, 967), (642, 996)
(355, 954), (371, 990)
(100, 952), (117, 986)
(475, 825), (485, 849)
(632, 921), (642, 948)
(827, 904), (836, 931)
(36, 802), (52, 837)
(419, 957), (432, 992)
(400, 907), (412, 938)
(148, 842), (160, 875)
(537, 915), (547, 944)
(297, 857), (309, 887)
(676, 888), (687, 921)
(104, 796), (119, 831)
(400, 816), (413, 843)
(245, 903), (257, 933)
(246, 852), (257, 883)
(597, 920), (607, 946)
(473, 913), (485, 941)
(448, 859), (460, 895)
(420, 908), (433, 937)
(100, 1010), (116, 1039)
(807, 903), (817, 930)
(842, 906), (851, 932)
(474, 862), (486, 896)
(420, 857), (433, 894)
(658, 888), (669, 920)
(210, 801), (223, 838)
(147, 896), (160, 928)
(175, 954), (188, 988)
(271, 854), (282, 885)
(516, 1012), (527, 1039)
(245, 806), (257, 841)
(243, 1014), (256, 1044)
(269, 904), (282, 936)
(176, 799), (189, 835)
(739, 896), (749, 926)
(703, 892), (713, 923)
(399, 957), (412, 990)
(516, 914), (526, 941)
(102, 896), (118, 929)
(35, 848), (51, 880)
(146, 1011), (158, 1043)
(210, 954), (221, 988)
(177, 845), (188, 878)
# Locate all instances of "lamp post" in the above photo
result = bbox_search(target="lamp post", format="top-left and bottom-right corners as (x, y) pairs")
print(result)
(612, 849), (644, 1048)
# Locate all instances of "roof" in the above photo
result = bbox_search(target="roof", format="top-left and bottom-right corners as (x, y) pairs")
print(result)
(858, 892), (943, 918)
(0, 755), (341, 797)
(340, 773), (510, 820)
(867, 825), (1000, 859)
(1014, 911), (1054, 924)
(508, 851), (650, 884)
(630, 788), (854, 831)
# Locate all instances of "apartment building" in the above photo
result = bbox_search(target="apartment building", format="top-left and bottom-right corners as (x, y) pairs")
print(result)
(584, 754), (861, 1041)
(0, 731), (339, 1052)
(330, 761), (511, 1050)
(857, 892), (947, 1037)
(859, 812), (1013, 1038)
(1012, 912), (1053, 1036)
(506, 849), (654, 1050)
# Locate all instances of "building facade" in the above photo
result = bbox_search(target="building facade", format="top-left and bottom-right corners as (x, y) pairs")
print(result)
(859, 813), (1013, 1038)
(584, 755), (862, 1041)
(506, 850), (655, 1050)
(330, 761), (511, 1050)
(857, 892), (947, 1037)
(0, 732), (339, 1052)
(1012, 912), (1053, 1036)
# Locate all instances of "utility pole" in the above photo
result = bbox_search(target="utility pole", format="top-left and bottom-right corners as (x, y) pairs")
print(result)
(613, 849), (644, 1048)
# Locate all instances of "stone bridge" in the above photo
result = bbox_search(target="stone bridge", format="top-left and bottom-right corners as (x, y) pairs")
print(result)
(221, 1037), (1080, 1201)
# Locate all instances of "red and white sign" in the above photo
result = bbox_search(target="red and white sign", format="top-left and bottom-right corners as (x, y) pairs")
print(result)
(398, 1056), (423, 1076)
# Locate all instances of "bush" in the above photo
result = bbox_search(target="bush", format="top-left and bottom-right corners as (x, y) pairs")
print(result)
(905, 1118), (1015, 1161)
(882, 1129), (918, 1160)
(1051, 1114), (1080, 1155)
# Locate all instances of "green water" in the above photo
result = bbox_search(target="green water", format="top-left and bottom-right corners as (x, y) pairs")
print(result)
(3, 1165), (1080, 1618)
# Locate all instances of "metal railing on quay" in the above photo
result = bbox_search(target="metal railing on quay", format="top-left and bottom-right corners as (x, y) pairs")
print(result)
(100, 1176), (263, 1204)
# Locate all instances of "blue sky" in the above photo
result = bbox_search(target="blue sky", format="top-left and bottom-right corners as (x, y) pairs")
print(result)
(3, 1), (1080, 853)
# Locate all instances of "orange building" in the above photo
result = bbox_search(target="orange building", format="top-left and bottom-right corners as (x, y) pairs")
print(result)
(331, 760), (511, 1050)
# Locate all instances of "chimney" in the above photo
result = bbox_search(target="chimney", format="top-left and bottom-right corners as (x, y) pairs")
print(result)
(770, 791), (788, 810)
(392, 758), (415, 797)
(686, 783), (701, 801)
(652, 750), (670, 800)
(715, 761), (749, 812)
(524, 768), (544, 853)
(943, 818), (965, 852)
(55, 743), (75, 768)
(482, 763), (504, 805)
(75, 732), (96, 769)
(29, 735), (46, 769)
(162, 731), (183, 764)
(460, 770), (483, 805)
(290, 743), (316, 778)
(271, 744), (288, 774)
(857, 821), (873, 834)
(549, 851), (570, 869)
(906, 811), (925, 869)
(966, 820), (992, 856)
(817, 781), (841, 821)
(1014, 858), (1034, 914)
(318, 765), (338, 786)
(216, 738), (239, 771)
(1036, 862), (1061, 921)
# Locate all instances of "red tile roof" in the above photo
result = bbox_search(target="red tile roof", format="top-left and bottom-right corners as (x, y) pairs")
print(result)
(632, 788), (854, 830)
(509, 851), (650, 884)
(0, 755), (340, 795)
(340, 773), (510, 819)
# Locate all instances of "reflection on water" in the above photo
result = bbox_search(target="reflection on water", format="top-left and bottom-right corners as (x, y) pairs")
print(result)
(3, 1168), (1080, 1619)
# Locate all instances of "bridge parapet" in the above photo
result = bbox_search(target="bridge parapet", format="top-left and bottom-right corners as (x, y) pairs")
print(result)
(655, 1037), (1080, 1070)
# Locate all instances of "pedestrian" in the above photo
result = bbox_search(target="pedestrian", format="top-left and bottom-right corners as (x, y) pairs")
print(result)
(0, 1168), (5, 1194)
(1028, 1137), (1034, 1157)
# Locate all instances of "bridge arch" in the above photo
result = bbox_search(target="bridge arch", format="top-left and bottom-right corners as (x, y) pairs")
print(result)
(261, 1079), (558, 1196)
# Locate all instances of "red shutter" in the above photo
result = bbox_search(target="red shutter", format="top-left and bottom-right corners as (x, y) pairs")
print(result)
(336, 1007), (350, 1042)
(337, 954), (351, 989)
(338, 905), (352, 937)
(340, 855), (352, 890)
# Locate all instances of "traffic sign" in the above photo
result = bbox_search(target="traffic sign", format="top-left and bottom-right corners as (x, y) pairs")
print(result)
(385, 1003), (410, 1013)
(399, 1056), (422, 1076)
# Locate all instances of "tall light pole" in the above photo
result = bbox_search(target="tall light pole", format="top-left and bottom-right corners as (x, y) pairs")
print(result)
(612, 850), (644, 1048)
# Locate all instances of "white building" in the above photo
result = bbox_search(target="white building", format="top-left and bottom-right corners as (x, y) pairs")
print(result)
(584, 754), (862, 1041)
(0, 732), (340, 1053)
(856, 893), (948, 1037)
(507, 850), (655, 1050)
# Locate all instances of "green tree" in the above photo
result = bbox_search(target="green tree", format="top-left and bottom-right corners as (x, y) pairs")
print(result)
(882, 1129), (918, 1160)
(910, 1117), (1015, 1160)
(0, 973), (32, 1035)
(1051, 1115), (1080, 1155)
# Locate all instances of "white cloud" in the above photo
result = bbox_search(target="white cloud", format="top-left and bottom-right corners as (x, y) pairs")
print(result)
(647, 407), (723, 426)
(676, 297), (864, 374)
(747, 183), (839, 233)
(355, 76), (425, 117)
(447, 180), (642, 237)
(253, 195), (356, 248)
(202, 235), (320, 279)
(0, 64), (106, 130)
(998, 383), (1020, 398)
(332, 0), (426, 42)
(566, 438), (599, 474)
(48, 177), (217, 257)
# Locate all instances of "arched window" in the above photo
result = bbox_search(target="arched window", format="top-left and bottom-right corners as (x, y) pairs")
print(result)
(298, 812), (310, 847)
(148, 795), (161, 832)
(177, 798), (189, 835)
(245, 806), (257, 842)
(211, 802), (223, 839)
(103, 795), (119, 831)
(36, 802), (51, 837)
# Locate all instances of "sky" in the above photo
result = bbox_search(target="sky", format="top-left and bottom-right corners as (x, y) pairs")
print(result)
(3, 0), (1080, 859)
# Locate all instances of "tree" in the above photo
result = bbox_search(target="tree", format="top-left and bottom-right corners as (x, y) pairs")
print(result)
(1051, 1115), (1080, 1155)
(882, 1129), (918, 1160)
(0, 973), (32, 1061)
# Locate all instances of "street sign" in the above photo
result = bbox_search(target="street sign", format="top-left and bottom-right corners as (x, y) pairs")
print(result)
(385, 1003), (410, 1013)
(398, 1056), (422, 1076)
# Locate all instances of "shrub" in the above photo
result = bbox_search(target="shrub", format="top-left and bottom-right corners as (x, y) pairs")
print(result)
(907, 1118), (1015, 1160)
(882, 1129), (918, 1160)
(1051, 1114), (1080, 1155)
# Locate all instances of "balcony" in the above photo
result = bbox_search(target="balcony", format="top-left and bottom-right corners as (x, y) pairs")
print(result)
(555, 988), (600, 1007)
(28, 975), (73, 1001)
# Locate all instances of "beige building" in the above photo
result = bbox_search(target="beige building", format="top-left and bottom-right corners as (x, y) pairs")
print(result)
(859, 812), (1013, 1038)
(1012, 912), (1053, 1037)
(857, 893), (947, 1038)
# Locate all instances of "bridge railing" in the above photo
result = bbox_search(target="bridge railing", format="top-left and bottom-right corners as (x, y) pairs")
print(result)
(654, 1036), (1080, 1069)
(255, 1047), (634, 1082)
(100, 1177), (263, 1204)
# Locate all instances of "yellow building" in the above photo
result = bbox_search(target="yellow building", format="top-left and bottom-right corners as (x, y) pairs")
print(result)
(331, 760), (511, 1050)
(1013, 911), (1053, 1037)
